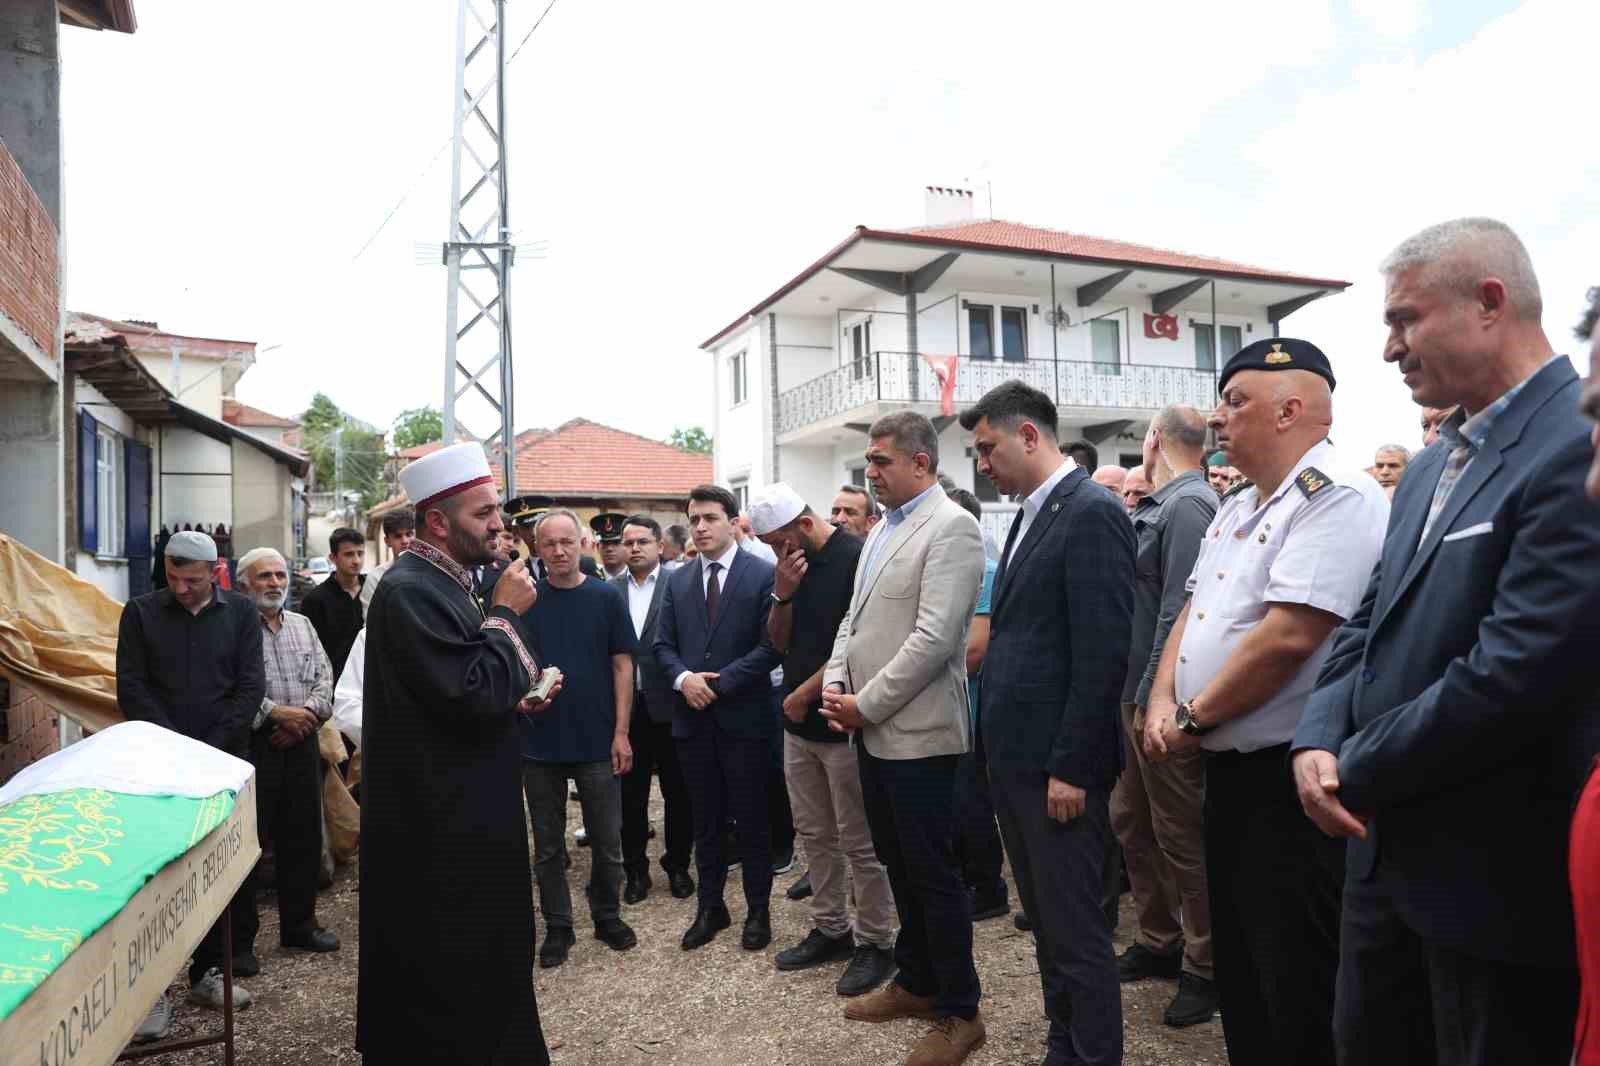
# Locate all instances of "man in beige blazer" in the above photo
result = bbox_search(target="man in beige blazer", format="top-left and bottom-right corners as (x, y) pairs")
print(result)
(820, 411), (987, 1066)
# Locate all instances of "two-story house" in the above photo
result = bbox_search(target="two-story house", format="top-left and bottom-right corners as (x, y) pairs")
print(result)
(702, 188), (1348, 540)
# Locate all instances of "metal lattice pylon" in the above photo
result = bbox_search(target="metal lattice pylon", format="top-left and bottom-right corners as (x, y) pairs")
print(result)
(441, 0), (516, 494)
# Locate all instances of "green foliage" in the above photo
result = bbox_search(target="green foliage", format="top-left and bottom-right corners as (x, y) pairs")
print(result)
(668, 426), (712, 454)
(392, 407), (444, 452)
(299, 394), (387, 507)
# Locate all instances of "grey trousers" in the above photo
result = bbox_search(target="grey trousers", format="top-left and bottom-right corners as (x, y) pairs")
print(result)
(522, 761), (623, 929)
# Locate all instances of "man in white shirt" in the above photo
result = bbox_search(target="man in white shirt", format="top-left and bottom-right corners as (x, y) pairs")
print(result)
(610, 515), (694, 902)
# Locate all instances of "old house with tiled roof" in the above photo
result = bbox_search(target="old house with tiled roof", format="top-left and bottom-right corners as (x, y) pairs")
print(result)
(700, 187), (1350, 542)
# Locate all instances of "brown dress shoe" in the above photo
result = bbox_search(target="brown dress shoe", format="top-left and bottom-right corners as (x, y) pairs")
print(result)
(843, 981), (936, 1023)
(906, 1013), (986, 1066)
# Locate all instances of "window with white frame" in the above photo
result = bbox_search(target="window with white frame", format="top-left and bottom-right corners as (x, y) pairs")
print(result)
(1091, 317), (1122, 375)
(967, 300), (1029, 361)
(730, 350), (749, 406)
(846, 319), (872, 380)
(96, 425), (125, 557)
(729, 478), (749, 514)
(1192, 322), (1243, 372)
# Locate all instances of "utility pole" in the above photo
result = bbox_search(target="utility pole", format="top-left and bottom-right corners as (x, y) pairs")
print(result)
(441, 0), (517, 496)
(334, 426), (344, 521)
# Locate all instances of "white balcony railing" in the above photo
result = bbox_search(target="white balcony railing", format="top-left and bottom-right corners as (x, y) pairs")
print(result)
(778, 352), (1217, 435)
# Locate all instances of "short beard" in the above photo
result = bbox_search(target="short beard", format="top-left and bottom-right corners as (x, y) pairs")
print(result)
(251, 588), (286, 612)
(446, 520), (493, 567)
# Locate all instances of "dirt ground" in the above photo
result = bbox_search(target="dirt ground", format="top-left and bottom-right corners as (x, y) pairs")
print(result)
(144, 789), (1226, 1065)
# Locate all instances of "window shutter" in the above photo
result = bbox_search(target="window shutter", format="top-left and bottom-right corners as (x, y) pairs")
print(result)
(77, 409), (98, 554)
(125, 439), (153, 595)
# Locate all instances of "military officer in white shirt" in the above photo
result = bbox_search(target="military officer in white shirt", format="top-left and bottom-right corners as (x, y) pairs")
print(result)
(1142, 338), (1388, 1066)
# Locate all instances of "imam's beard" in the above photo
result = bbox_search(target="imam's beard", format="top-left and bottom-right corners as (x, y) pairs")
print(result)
(446, 521), (494, 567)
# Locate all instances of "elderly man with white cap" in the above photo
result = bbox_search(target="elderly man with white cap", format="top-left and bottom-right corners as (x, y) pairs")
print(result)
(752, 483), (898, 997)
(117, 530), (267, 1037)
(356, 442), (557, 1066)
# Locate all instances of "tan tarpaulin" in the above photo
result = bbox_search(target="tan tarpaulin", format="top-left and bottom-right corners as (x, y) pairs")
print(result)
(0, 534), (124, 732)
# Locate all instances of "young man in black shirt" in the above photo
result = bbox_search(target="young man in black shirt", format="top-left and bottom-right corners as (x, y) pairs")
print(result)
(300, 526), (366, 678)
(116, 530), (266, 1033)
(752, 483), (896, 997)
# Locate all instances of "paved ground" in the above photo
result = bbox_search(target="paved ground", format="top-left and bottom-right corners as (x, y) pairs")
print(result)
(143, 791), (1227, 1065)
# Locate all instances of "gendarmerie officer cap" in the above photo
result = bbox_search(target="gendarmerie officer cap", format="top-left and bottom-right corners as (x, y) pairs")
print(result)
(505, 494), (554, 528)
(1217, 337), (1336, 395)
(589, 512), (627, 544)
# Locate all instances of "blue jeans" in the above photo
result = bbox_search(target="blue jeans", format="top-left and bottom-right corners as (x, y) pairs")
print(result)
(522, 761), (623, 929)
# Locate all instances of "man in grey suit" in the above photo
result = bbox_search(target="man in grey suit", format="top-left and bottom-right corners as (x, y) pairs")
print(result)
(820, 411), (987, 1066)
(1293, 218), (1600, 1066)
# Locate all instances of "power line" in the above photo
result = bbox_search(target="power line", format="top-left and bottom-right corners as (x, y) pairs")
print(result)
(349, 0), (560, 264)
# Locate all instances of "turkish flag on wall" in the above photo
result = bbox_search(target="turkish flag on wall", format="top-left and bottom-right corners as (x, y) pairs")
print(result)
(1144, 313), (1179, 341)
(921, 354), (959, 416)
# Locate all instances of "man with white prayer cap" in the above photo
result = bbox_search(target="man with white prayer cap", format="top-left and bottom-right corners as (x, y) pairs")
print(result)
(751, 484), (898, 997)
(356, 441), (558, 1066)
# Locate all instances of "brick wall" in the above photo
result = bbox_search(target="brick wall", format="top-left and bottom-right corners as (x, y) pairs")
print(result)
(0, 679), (62, 787)
(0, 138), (60, 363)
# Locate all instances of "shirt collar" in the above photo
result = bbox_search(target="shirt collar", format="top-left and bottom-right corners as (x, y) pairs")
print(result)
(406, 540), (476, 599)
(702, 540), (739, 573)
(629, 564), (660, 587)
(888, 481), (943, 524)
(1147, 467), (1204, 505)
(1447, 355), (1560, 453)
(1022, 458), (1075, 518)
(1261, 438), (1336, 505)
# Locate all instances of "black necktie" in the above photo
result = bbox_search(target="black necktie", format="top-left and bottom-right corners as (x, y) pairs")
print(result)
(705, 562), (722, 626)
(995, 508), (1025, 590)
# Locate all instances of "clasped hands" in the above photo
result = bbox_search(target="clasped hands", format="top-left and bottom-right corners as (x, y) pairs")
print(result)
(268, 705), (319, 750)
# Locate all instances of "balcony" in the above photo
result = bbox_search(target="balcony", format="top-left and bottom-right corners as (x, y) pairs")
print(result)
(778, 351), (1218, 440)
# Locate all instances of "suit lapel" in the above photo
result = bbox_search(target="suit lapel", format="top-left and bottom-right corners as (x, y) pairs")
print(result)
(643, 571), (665, 636)
(994, 468), (1083, 614)
(854, 495), (940, 613)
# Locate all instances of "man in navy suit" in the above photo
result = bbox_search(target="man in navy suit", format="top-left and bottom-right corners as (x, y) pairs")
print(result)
(1293, 218), (1600, 1066)
(655, 483), (781, 952)
(960, 382), (1135, 1066)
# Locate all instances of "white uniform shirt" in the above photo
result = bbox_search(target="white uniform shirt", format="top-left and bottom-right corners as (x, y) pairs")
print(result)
(1175, 439), (1388, 753)
(332, 627), (367, 749)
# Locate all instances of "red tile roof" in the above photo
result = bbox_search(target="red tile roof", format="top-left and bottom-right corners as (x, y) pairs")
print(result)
(878, 220), (1347, 288)
(493, 418), (711, 498)
(397, 441), (444, 461)
(701, 220), (1349, 349)
(222, 398), (300, 429)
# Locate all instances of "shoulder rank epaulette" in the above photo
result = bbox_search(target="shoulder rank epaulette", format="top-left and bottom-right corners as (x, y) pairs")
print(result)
(1221, 478), (1254, 502)
(1295, 467), (1332, 498)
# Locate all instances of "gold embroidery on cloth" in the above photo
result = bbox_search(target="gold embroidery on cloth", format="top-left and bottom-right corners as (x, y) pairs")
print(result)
(0, 925), (83, 986)
(0, 788), (124, 895)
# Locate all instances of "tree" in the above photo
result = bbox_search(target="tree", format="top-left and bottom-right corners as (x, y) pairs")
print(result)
(668, 426), (712, 454)
(299, 394), (387, 509)
(392, 406), (444, 452)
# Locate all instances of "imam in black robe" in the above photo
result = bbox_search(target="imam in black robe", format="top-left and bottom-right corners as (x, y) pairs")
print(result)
(356, 546), (549, 1065)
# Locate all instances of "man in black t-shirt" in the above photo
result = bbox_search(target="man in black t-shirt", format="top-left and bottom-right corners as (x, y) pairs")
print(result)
(751, 483), (896, 998)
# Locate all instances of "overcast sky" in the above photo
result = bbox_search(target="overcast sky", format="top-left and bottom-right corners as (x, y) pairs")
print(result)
(59, 0), (1597, 465)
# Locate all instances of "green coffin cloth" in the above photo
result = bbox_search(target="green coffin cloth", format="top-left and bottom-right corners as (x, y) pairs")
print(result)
(0, 788), (235, 1020)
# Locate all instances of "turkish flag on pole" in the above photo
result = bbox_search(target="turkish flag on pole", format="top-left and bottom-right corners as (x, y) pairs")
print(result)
(1144, 313), (1179, 341)
(920, 354), (959, 416)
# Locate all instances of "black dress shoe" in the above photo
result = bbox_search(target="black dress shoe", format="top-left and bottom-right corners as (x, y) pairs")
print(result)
(741, 906), (772, 951)
(595, 918), (638, 952)
(624, 870), (652, 904)
(1013, 911), (1033, 932)
(1164, 973), (1218, 1027)
(576, 827), (590, 847)
(836, 944), (895, 997)
(774, 928), (853, 971)
(681, 906), (731, 950)
(667, 868), (696, 899)
(1118, 942), (1183, 983)
(231, 952), (260, 977)
(539, 926), (576, 968)
(281, 926), (340, 953)
(786, 872), (813, 901)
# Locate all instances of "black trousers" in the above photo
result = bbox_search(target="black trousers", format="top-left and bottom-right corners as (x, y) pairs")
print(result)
(1206, 744), (1343, 1066)
(858, 745), (980, 1020)
(991, 771), (1121, 1066)
(678, 725), (772, 909)
(953, 748), (1005, 899)
(620, 695), (692, 875)
(767, 687), (796, 859)
(1335, 871), (1578, 1066)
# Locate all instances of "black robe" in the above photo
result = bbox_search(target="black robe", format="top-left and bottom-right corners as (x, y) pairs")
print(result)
(356, 551), (549, 1065)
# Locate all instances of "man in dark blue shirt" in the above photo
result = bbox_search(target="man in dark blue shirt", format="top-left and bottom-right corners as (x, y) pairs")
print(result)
(518, 509), (637, 967)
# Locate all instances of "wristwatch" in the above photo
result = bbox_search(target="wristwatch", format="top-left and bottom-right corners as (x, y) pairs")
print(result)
(1175, 699), (1213, 737)
(770, 592), (794, 606)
